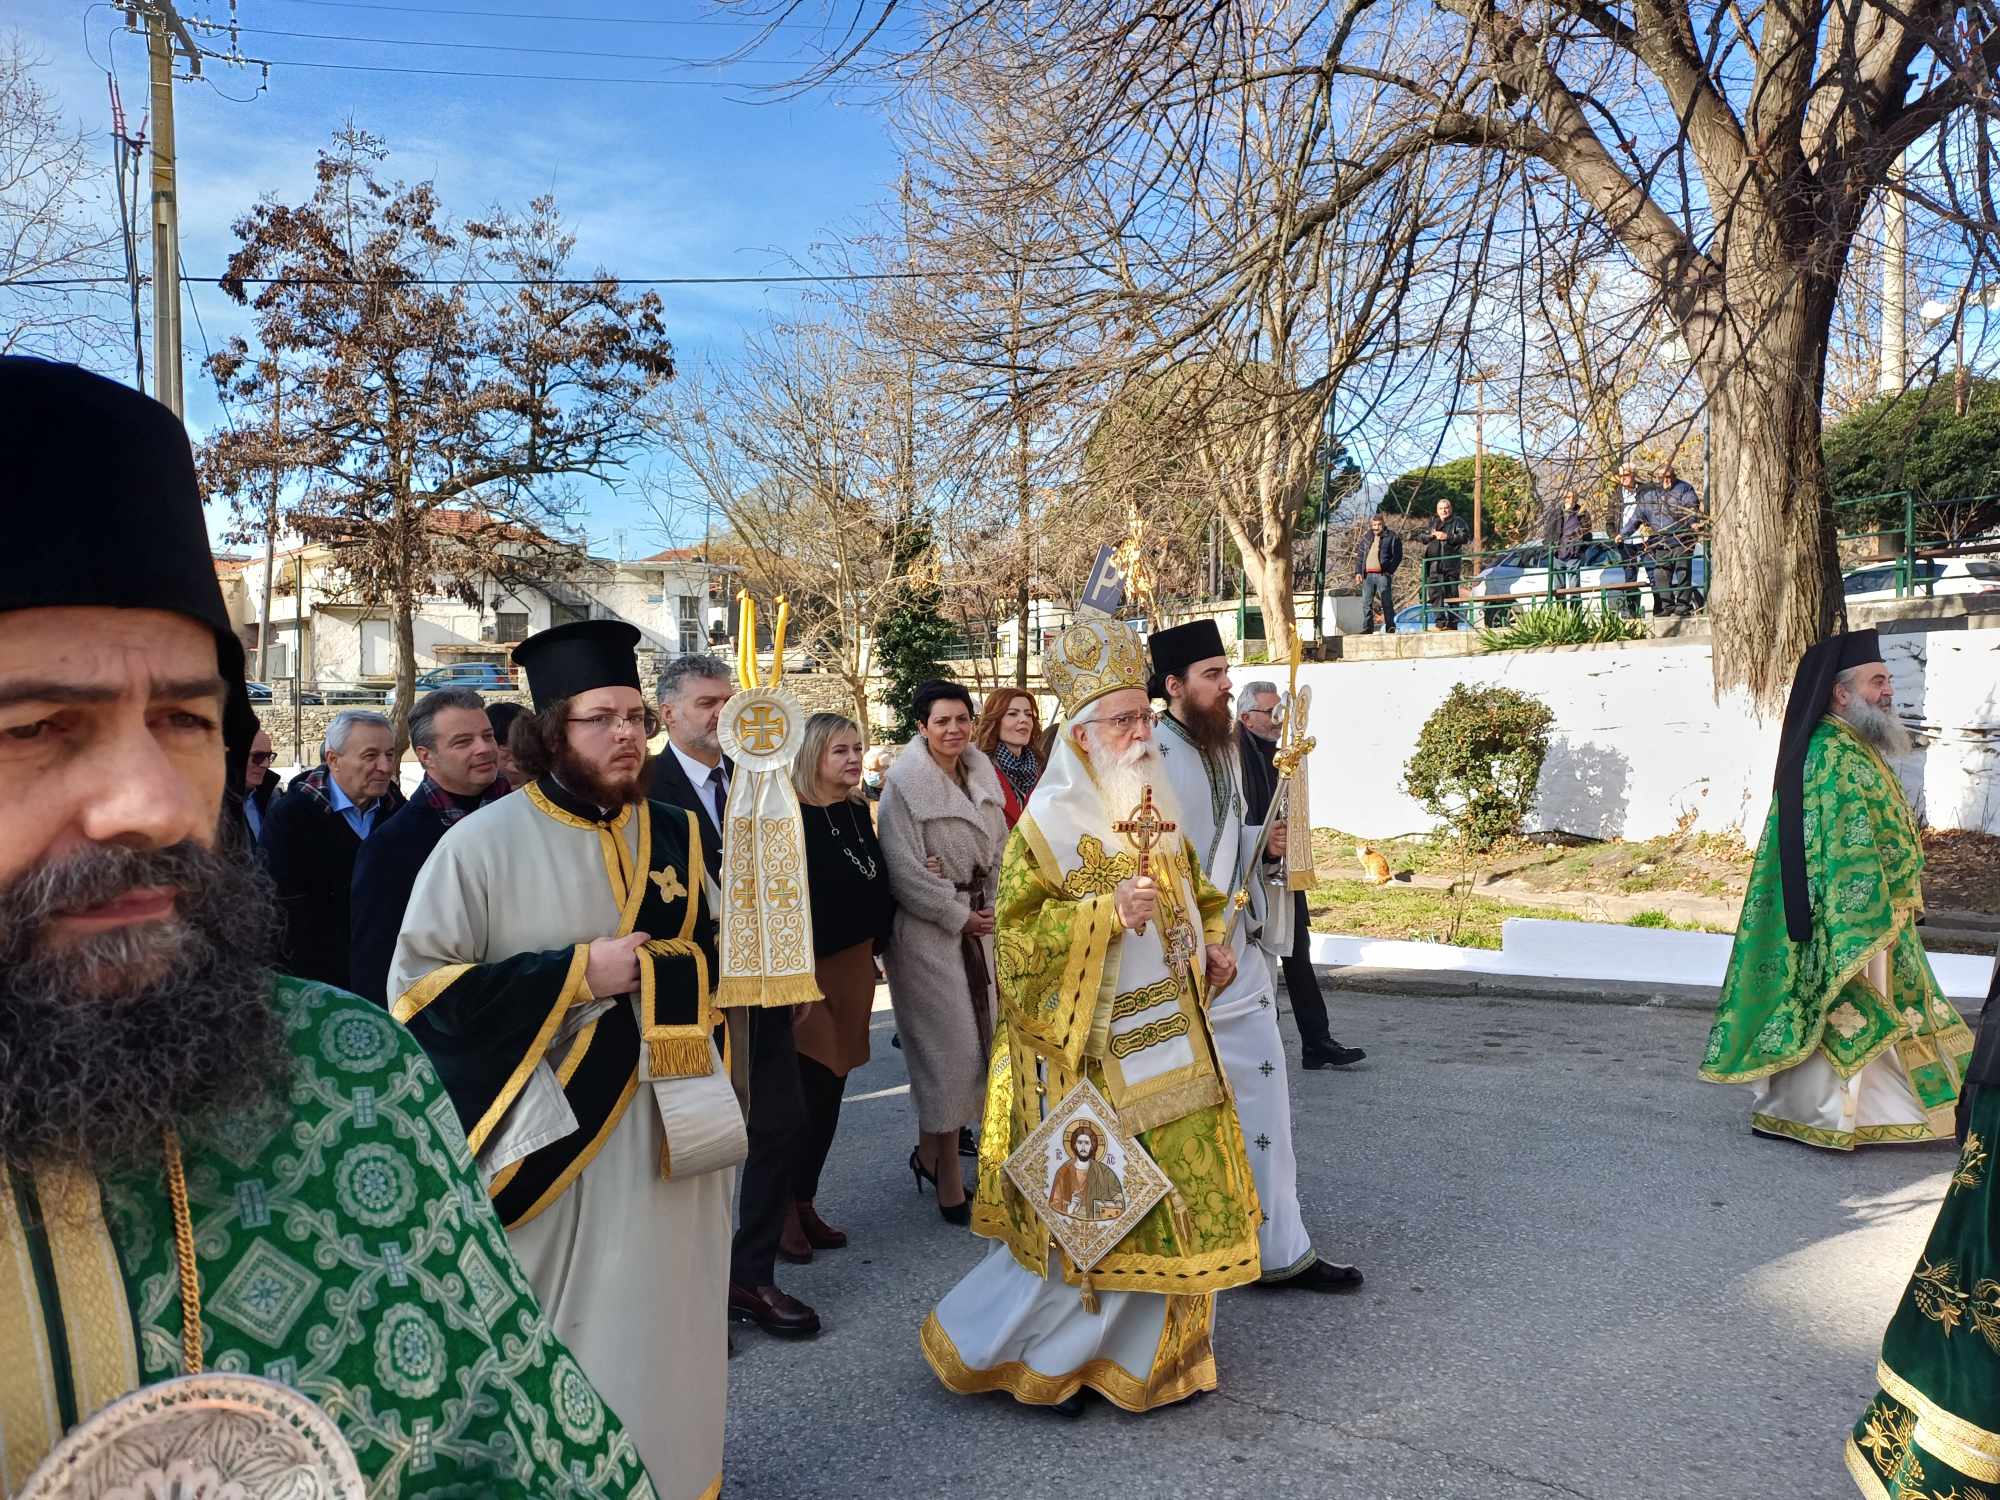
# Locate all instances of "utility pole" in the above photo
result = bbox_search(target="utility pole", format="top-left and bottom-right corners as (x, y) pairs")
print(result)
(1472, 375), (1487, 556)
(107, 78), (147, 392)
(257, 361), (281, 681)
(127, 0), (201, 419)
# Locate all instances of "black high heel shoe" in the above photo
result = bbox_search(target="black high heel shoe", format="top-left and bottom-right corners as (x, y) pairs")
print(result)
(938, 1198), (971, 1226)
(909, 1147), (938, 1195)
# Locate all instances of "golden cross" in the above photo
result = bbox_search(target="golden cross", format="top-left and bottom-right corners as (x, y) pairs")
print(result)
(763, 874), (801, 912)
(650, 866), (687, 904)
(1112, 785), (1175, 937)
(737, 702), (787, 754)
(729, 874), (759, 911)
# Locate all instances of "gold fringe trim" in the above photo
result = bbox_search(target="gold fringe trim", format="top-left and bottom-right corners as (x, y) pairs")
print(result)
(0, 1162), (64, 1495)
(1288, 872), (1317, 892)
(715, 970), (824, 1008)
(648, 1034), (716, 1080)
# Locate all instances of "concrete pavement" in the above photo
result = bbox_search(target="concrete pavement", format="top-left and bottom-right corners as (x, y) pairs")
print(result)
(721, 987), (1952, 1498)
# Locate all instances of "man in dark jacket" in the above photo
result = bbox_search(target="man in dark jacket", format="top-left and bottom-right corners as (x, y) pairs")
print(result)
(1352, 512), (1404, 634)
(1420, 498), (1473, 629)
(349, 688), (508, 1006)
(649, 652), (820, 1341)
(1552, 492), (1591, 606)
(1237, 682), (1368, 1071)
(260, 708), (404, 989)
(233, 727), (281, 846)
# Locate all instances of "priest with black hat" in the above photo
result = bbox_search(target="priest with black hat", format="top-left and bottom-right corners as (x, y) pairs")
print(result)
(390, 618), (746, 1500)
(1700, 629), (1970, 1150)
(1149, 619), (1364, 1294)
(0, 357), (653, 1494)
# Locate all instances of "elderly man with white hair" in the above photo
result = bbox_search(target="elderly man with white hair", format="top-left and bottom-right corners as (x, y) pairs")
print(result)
(921, 614), (1263, 1417)
(259, 706), (404, 988)
(1701, 629), (1971, 1149)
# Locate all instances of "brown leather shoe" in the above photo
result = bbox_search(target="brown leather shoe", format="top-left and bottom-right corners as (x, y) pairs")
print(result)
(779, 1204), (814, 1264)
(795, 1200), (848, 1250)
(728, 1282), (822, 1338)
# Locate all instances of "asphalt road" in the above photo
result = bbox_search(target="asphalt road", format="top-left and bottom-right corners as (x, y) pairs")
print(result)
(722, 985), (1954, 1500)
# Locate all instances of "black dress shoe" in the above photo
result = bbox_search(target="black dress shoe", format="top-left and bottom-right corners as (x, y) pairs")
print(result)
(1278, 1260), (1364, 1293)
(958, 1126), (979, 1157)
(728, 1282), (823, 1338)
(1048, 1390), (1088, 1418)
(1301, 1042), (1367, 1070)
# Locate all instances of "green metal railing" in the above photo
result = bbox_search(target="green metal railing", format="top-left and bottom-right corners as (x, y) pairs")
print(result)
(1394, 536), (1708, 630)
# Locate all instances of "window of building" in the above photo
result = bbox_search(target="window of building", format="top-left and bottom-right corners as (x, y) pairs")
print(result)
(677, 594), (701, 653)
(495, 611), (529, 643)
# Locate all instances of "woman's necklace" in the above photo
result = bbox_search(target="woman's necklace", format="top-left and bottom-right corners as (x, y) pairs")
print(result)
(820, 800), (879, 881)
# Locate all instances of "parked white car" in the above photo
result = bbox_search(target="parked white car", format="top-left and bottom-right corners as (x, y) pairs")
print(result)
(1842, 555), (2000, 603)
(1455, 535), (1707, 625)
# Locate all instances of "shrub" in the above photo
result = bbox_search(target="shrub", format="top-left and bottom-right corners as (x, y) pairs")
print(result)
(1402, 683), (1556, 850)
(1479, 603), (1644, 652)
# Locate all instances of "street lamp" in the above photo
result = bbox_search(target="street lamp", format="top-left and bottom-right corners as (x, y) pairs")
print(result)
(1918, 284), (2000, 419)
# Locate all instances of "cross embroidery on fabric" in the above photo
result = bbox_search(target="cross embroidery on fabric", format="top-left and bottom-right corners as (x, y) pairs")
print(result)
(650, 866), (687, 903)
(1259, 1061), (1275, 1077)
(1254, 1134), (1272, 1152)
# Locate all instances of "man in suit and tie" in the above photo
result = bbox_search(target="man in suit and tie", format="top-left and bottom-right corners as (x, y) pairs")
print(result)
(650, 654), (820, 1339)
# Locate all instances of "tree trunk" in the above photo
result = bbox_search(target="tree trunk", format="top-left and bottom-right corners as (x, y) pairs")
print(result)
(1701, 281), (1845, 711)
(1252, 544), (1297, 664)
(391, 583), (418, 756)
(1014, 406), (1031, 689)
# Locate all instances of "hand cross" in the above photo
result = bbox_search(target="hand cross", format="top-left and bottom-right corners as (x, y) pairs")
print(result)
(1113, 785), (1176, 937)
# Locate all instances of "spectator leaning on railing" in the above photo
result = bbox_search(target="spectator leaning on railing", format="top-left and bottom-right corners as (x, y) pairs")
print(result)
(1612, 464), (1658, 617)
(1420, 498), (1473, 630)
(1352, 511), (1405, 634)
(1616, 464), (1705, 618)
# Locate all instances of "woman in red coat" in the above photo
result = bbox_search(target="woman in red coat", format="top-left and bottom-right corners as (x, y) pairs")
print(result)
(974, 686), (1043, 828)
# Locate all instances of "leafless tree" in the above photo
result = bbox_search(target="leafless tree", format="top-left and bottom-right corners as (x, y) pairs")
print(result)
(199, 127), (674, 741)
(0, 34), (123, 365)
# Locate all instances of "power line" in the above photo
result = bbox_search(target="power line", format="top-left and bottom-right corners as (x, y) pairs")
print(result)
(264, 0), (847, 31)
(240, 54), (864, 87)
(21, 264), (1103, 288)
(200, 22), (798, 66)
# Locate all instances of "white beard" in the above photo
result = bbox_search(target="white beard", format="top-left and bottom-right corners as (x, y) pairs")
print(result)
(1080, 733), (1184, 850)
(1836, 698), (1914, 758)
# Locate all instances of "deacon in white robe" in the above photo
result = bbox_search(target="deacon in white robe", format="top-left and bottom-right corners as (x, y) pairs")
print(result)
(391, 621), (746, 1500)
(1149, 620), (1364, 1293)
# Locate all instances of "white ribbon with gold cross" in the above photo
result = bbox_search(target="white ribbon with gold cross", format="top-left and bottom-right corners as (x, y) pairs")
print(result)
(714, 593), (823, 1007)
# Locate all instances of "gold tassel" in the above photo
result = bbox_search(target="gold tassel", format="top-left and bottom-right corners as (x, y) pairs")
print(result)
(1166, 1190), (1195, 1251)
(1078, 1270), (1099, 1315)
(648, 1035), (714, 1078)
(716, 972), (823, 1007)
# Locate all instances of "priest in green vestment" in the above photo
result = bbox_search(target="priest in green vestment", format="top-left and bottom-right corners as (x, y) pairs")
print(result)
(1699, 629), (1971, 1149)
(0, 356), (652, 1497)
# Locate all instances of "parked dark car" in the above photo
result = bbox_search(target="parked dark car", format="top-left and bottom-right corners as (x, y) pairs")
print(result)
(380, 662), (516, 704)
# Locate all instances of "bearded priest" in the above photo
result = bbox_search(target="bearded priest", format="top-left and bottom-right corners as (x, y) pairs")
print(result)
(1700, 630), (1970, 1150)
(391, 619), (743, 1500)
(921, 615), (1264, 1415)
(0, 357), (652, 1496)
(1149, 620), (1364, 1293)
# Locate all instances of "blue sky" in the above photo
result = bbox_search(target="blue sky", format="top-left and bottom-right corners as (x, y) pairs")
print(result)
(14, 0), (909, 551)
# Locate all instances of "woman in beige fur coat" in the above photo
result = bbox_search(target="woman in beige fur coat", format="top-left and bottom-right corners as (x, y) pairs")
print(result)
(878, 680), (1009, 1224)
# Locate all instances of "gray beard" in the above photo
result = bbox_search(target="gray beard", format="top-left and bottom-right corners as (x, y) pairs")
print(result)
(0, 834), (292, 1175)
(1083, 737), (1183, 850)
(1836, 698), (1913, 758)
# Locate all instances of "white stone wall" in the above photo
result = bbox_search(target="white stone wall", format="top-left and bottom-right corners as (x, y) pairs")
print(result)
(1297, 622), (2000, 840)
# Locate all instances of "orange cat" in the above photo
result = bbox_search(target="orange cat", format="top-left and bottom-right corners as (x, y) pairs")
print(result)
(1354, 844), (1392, 885)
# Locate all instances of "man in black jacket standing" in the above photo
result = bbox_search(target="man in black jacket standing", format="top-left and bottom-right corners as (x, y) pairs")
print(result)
(1352, 512), (1404, 633)
(649, 652), (820, 1340)
(349, 687), (508, 1006)
(260, 708), (404, 990)
(1237, 682), (1368, 1071)
(234, 727), (281, 845)
(1420, 498), (1473, 629)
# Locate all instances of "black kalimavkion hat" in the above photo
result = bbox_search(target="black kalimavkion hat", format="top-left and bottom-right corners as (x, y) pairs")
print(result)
(0, 356), (260, 790)
(1147, 619), (1228, 699)
(512, 619), (643, 711)
(1774, 628), (1885, 943)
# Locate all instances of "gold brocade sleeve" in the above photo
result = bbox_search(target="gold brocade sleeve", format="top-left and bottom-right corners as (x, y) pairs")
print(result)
(991, 833), (1121, 1070)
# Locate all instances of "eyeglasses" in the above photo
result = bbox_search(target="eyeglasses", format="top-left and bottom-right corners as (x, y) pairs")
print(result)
(248, 751), (277, 766)
(567, 709), (660, 737)
(1092, 709), (1152, 733)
